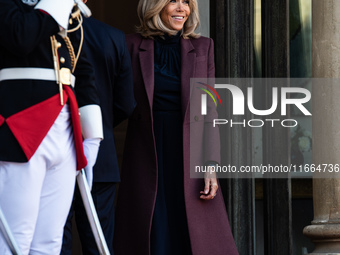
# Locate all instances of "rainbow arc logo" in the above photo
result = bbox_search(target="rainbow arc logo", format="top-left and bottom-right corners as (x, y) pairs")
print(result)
(196, 82), (222, 115)
(196, 82), (222, 107)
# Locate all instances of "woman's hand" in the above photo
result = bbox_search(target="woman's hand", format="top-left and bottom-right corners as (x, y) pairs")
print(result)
(200, 169), (218, 200)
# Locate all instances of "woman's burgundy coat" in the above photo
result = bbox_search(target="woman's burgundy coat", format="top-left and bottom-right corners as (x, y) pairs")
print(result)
(114, 33), (239, 255)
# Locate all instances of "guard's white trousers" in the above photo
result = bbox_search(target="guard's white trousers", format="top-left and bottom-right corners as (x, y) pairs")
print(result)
(0, 105), (77, 255)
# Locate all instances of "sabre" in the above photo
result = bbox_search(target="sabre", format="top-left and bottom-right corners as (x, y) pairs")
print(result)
(0, 206), (22, 255)
(76, 169), (110, 255)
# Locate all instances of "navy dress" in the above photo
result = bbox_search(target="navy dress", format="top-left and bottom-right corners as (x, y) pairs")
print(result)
(150, 34), (192, 255)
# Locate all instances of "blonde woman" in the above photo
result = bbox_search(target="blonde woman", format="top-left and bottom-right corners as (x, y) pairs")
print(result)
(114, 0), (238, 254)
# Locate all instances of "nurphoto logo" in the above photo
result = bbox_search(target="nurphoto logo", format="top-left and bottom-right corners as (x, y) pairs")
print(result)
(197, 80), (312, 128)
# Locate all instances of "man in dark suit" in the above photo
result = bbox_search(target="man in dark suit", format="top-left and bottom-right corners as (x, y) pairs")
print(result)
(61, 16), (135, 254)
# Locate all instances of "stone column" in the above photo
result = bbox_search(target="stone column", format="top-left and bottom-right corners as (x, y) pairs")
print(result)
(303, 1), (340, 253)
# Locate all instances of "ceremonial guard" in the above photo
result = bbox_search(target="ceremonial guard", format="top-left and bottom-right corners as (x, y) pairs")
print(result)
(0, 0), (103, 254)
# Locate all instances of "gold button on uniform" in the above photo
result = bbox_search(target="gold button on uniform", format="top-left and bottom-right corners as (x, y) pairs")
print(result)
(60, 57), (65, 64)
(57, 42), (62, 48)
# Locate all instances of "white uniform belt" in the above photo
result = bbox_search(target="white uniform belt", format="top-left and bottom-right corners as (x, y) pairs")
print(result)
(0, 68), (75, 87)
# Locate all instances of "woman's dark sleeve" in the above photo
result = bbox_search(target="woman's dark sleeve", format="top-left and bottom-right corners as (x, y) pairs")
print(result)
(204, 38), (221, 165)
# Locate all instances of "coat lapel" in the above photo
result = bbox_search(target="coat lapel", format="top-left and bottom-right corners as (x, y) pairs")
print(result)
(139, 38), (155, 110)
(138, 37), (195, 115)
(181, 38), (196, 119)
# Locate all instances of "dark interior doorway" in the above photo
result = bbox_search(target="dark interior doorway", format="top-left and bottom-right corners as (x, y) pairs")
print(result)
(87, 1), (140, 34)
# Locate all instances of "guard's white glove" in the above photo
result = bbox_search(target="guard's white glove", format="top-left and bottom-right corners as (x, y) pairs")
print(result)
(82, 138), (100, 190)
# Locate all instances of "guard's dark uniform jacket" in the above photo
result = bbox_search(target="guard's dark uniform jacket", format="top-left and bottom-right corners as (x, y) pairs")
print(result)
(0, 0), (102, 168)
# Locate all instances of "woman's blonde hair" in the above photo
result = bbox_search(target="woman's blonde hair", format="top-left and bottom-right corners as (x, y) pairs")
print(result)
(136, 0), (200, 39)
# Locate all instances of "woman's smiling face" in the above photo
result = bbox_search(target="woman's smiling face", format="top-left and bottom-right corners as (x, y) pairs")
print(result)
(160, 0), (191, 31)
